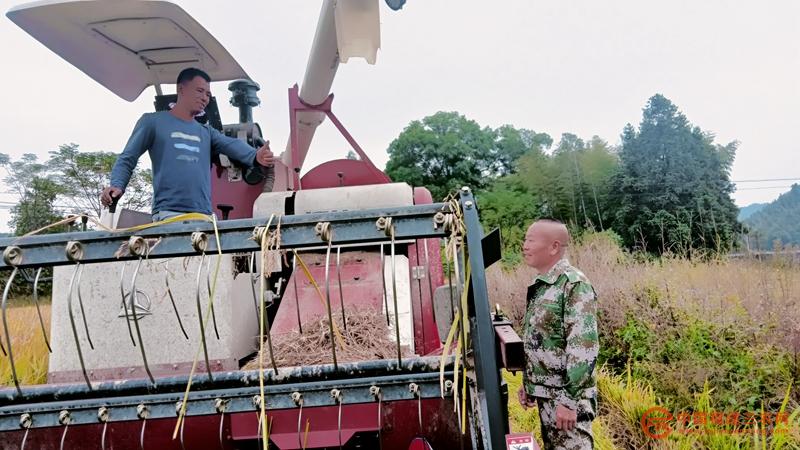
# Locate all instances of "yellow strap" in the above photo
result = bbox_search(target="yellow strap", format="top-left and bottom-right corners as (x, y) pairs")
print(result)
(452, 330), (462, 411)
(460, 366), (468, 433)
(460, 258), (471, 351)
(457, 262), (471, 433)
(439, 307), (460, 397)
(265, 415), (273, 450)
(21, 215), (89, 237)
(292, 250), (347, 349)
(303, 418), (310, 450)
(20, 212), (213, 239)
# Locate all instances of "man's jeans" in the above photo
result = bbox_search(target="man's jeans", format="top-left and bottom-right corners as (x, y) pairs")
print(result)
(152, 210), (187, 222)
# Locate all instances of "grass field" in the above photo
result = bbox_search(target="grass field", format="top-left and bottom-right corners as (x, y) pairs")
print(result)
(1, 304), (50, 385)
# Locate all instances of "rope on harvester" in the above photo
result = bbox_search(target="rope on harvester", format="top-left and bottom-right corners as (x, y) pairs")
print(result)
(203, 246), (221, 341)
(380, 242), (390, 326)
(317, 221), (340, 370)
(370, 385), (383, 450)
(1, 267), (21, 393)
(118, 262), (137, 346)
(436, 195), (473, 434)
(164, 262), (190, 340)
(30, 267), (53, 353)
(214, 397), (230, 450)
(376, 216), (403, 366)
(19, 412), (32, 449)
(58, 410), (72, 450)
(172, 214), (224, 441)
(66, 260), (95, 389)
(451, 265), (472, 433)
(0, 247), (20, 360)
(98, 407), (109, 450)
(291, 255), (303, 334)
(336, 246), (347, 331)
(439, 302), (460, 396)
(255, 213), (278, 450)
(261, 214), (282, 376)
(124, 246), (161, 375)
(292, 392), (304, 450)
(137, 404), (149, 450)
(193, 247), (213, 379)
(331, 388), (344, 448)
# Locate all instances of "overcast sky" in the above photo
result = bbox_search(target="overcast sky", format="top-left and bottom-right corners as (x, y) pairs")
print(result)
(1, 0), (798, 231)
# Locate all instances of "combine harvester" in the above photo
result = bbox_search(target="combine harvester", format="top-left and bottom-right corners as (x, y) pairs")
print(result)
(0, 1), (523, 449)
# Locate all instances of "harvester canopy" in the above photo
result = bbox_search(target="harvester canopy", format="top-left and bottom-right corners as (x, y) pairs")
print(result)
(7, 0), (250, 101)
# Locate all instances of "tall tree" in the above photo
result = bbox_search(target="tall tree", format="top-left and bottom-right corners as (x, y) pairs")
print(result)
(611, 94), (740, 254)
(385, 112), (498, 200)
(0, 157), (66, 294)
(0, 153), (66, 235)
(512, 133), (617, 228)
(479, 132), (618, 257)
(8, 177), (67, 235)
(1, 146), (153, 233)
(580, 136), (619, 230)
(48, 144), (152, 217)
(478, 175), (539, 258)
(491, 125), (553, 177)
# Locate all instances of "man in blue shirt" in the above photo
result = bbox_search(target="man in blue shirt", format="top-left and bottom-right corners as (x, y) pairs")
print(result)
(101, 68), (274, 220)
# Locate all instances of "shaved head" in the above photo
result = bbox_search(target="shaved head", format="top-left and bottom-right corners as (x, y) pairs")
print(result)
(532, 220), (569, 250)
(522, 219), (570, 272)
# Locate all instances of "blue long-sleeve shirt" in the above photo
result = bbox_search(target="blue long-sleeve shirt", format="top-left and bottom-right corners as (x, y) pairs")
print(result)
(110, 111), (257, 215)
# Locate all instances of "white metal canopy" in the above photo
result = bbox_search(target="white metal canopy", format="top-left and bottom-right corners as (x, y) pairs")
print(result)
(6, 0), (250, 101)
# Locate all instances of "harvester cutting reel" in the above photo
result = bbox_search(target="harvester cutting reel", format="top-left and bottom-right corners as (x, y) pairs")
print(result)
(0, 189), (517, 450)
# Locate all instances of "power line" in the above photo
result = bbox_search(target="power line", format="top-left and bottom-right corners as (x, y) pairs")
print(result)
(735, 185), (794, 191)
(732, 177), (800, 183)
(0, 200), (83, 209)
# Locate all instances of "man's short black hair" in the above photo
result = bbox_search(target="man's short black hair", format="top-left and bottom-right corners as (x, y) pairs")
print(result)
(176, 67), (211, 85)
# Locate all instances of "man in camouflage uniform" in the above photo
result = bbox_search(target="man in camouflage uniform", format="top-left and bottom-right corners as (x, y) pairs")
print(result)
(517, 219), (598, 450)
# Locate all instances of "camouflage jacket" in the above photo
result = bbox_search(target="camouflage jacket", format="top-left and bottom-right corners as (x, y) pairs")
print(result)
(523, 258), (598, 410)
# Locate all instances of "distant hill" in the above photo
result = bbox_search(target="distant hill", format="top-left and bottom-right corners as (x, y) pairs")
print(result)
(744, 184), (800, 247)
(738, 203), (767, 221)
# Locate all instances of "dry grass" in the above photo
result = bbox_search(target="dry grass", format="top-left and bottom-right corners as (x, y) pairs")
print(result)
(0, 304), (50, 386)
(489, 232), (800, 349)
(243, 309), (412, 369)
(489, 231), (800, 449)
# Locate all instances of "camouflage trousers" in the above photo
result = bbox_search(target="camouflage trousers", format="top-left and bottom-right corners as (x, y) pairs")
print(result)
(536, 396), (595, 450)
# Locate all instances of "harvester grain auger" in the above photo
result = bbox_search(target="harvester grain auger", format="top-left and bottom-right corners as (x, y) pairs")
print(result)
(1, 1), (524, 449)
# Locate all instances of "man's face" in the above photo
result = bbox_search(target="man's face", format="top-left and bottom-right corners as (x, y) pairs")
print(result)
(177, 76), (211, 115)
(522, 222), (555, 270)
